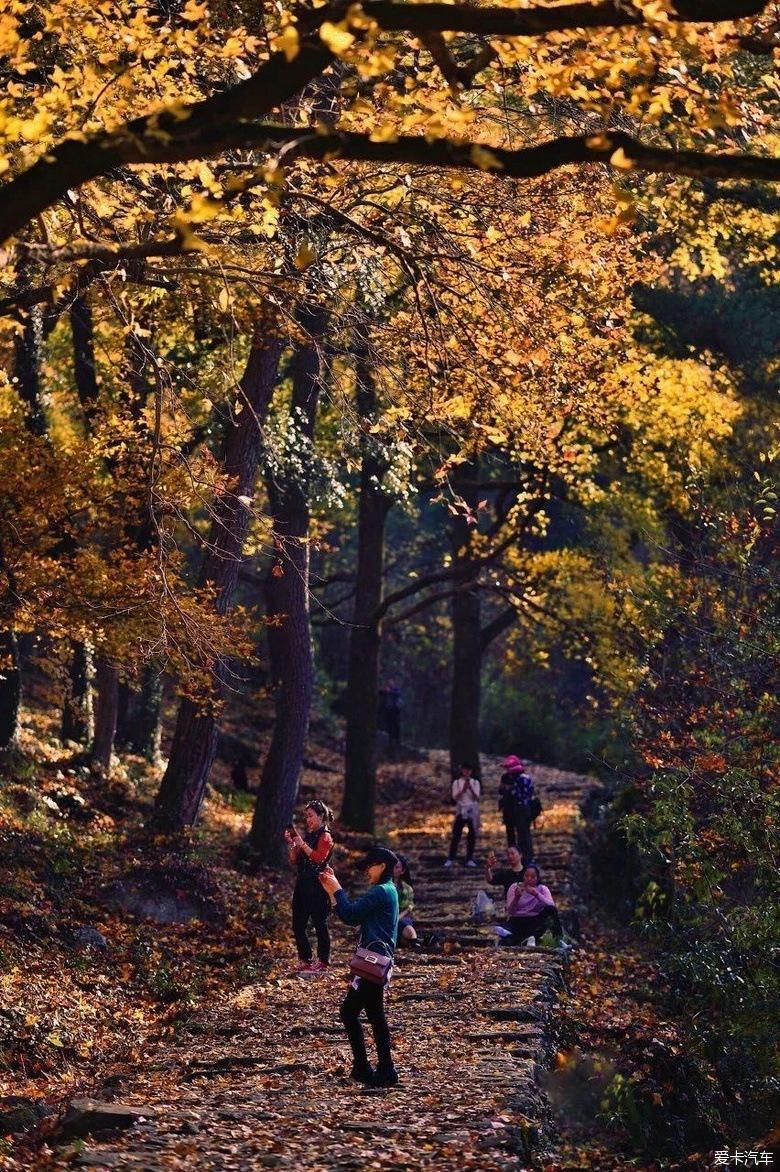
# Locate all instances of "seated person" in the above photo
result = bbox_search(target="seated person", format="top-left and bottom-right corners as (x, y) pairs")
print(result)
(485, 845), (526, 895)
(500, 864), (563, 946)
(394, 855), (420, 949)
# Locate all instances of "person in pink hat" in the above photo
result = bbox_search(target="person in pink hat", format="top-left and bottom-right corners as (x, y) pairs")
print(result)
(498, 755), (536, 860)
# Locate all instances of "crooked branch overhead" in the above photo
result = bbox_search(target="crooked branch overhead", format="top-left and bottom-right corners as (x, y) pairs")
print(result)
(0, 0), (777, 244)
(202, 125), (780, 185)
(361, 0), (770, 34)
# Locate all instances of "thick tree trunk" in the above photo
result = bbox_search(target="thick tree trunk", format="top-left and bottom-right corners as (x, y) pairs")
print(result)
(116, 667), (163, 759)
(448, 457), (482, 779)
(61, 640), (94, 745)
(0, 631), (21, 749)
(128, 666), (163, 760)
(91, 656), (119, 770)
(341, 331), (392, 831)
(153, 317), (283, 829)
(115, 681), (132, 749)
(156, 671), (226, 824)
(70, 294), (99, 421)
(14, 283), (46, 437)
(250, 303), (327, 864)
(1, 287), (43, 748)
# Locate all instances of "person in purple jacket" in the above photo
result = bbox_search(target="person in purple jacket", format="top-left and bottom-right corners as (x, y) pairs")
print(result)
(498, 755), (536, 859)
(501, 864), (563, 946)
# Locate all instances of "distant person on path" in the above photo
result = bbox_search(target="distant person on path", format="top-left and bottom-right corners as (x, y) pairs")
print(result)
(485, 845), (526, 894)
(394, 854), (420, 948)
(499, 864), (563, 946)
(377, 687), (389, 734)
(231, 757), (249, 791)
(445, 763), (481, 868)
(284, 799), (334, 973)
(319, 846), (400, 1087)
(385, 681), (402, 745)
(498, 755), (536, 860)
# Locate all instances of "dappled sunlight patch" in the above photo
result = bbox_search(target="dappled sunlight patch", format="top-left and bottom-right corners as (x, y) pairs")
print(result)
(537, 800), (581, 832)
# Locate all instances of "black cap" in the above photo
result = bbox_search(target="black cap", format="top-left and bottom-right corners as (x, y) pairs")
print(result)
(356, 846), (398, 872)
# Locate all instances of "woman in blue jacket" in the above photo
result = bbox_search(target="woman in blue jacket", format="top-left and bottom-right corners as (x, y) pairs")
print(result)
(319, 846), (399, 1087)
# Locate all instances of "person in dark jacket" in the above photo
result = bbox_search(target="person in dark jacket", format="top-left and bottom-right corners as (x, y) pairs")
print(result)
(485, 845), (527, 894)
(498, 755), (536, 859)
(231, 757), (250, 791)
(285, 800), (334, 973)
(384, 681), (402, 745)
(319, 846), (400, 1088)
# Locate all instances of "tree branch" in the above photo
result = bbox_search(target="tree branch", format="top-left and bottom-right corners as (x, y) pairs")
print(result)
(247, 126), (780, 186)
(4, 126), (773, 253)
(383, 586), (458, 628)
(0, 1), (774, 244)
(0, 31), (336, 246)
(375, 565), (462, 621)
(363, 0), (769, 35)
(481, 604), (517, 649)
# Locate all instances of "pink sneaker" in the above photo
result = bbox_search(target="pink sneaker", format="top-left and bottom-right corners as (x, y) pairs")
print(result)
(294, 960), (314, 973)
(310, 960), (329, 973)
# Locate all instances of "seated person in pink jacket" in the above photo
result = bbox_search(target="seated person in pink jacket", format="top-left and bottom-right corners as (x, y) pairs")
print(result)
(501, 864), (563, 946)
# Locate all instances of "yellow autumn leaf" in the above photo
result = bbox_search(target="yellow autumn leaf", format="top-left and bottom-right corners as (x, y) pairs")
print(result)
(369, 123), (398, 143)
(320, 21), (355, 55)
(181, 0), (208, 21)
(610, 147), (635, 171)
(272, 25), (300, 62)
(294, 241), (317, 270)
(470, 145), (503, 172)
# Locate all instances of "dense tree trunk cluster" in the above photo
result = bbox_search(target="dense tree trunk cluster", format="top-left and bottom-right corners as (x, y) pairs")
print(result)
(249, 304), (327, 863)
(341, 330), (393, 833)
(0, 0), (775, 866)
(154, 315), (286, 831)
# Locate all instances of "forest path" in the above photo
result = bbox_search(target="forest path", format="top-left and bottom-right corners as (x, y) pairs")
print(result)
(54, 754), (593, 1171)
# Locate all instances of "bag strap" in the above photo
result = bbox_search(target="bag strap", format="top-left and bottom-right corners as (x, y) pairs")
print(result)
(360, 937), (393, 958)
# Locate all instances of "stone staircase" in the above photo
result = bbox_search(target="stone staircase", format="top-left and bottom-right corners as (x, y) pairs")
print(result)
(56, 754), (594, 1171)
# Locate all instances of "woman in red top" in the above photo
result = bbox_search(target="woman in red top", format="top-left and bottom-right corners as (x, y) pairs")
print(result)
(284, 800), (334, 973)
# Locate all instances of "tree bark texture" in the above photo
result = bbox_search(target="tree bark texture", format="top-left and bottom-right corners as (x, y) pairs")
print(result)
(0, 631), (21, 749)
(91, 656), (119, 770)
(130, 666), (163, 760)
(341, 330), (392, 831)
(250, 303), (328, 864)
(153, 315), (284, 829)
(13, 274), (46, 436)
(448, 457), (483, 779)
(69, 294), (99, 421)
(116, 667), (163, 759)
(61, 640), (94, 745)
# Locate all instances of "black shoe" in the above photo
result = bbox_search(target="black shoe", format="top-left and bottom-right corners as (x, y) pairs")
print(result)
(350, 1064), (374, 1085)
(372, 1068), (400, 1088)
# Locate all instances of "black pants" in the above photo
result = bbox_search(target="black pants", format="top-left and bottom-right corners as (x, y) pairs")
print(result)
(340, 978), (395, 1077)
(448, 814), (475, 861)
(504, 807), (533, 860)
(505, 907), (563, 943)
(292, 883), (330, 963)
